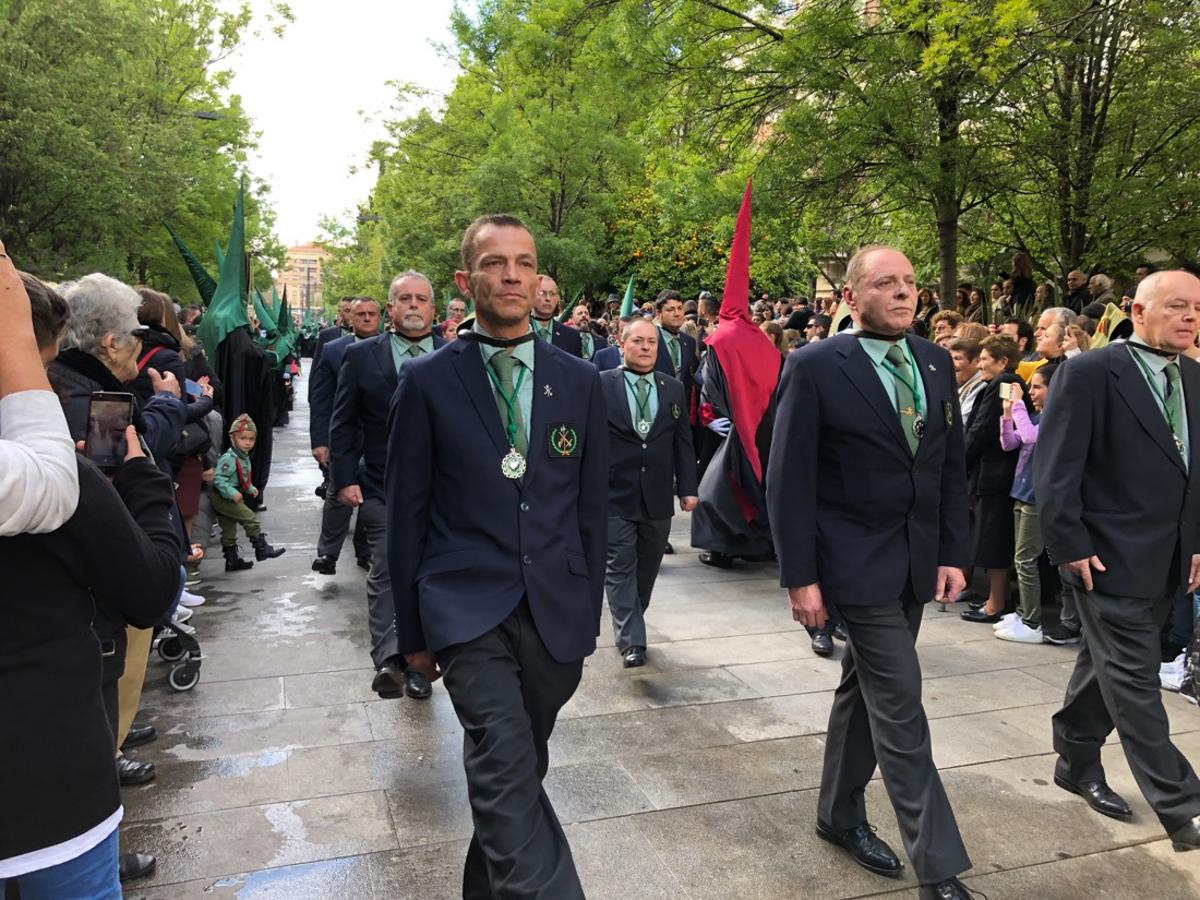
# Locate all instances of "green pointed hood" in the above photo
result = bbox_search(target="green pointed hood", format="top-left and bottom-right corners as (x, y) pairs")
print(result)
(197, 180), (251, 354)
(253, 290), (280, 339)
(213, 239), (226, 270)
(165, 223), (218, 306)
(620, 276), (635, 316)
(558, 287), (583, 324)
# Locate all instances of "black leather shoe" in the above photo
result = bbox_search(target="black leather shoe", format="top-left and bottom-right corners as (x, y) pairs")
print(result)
(404, 669), (432, 700)
(960, 608), (1002, 624)
(815, 821), (903, 877)
(811, 633), (834, 657)
(119, 852), (156, 882)
(833, 624), (848, 642)
(311, 555), (336, 575)
(1054, 773), (1133, 819)
(622, 646), (646, 668)
(1169, 815), (1200, 851)
(117, 755), (155, 786)
(371, 658), (405, 696)
(919, 876), (972, 899)
(663, 541), (674, 554)
(356, 556), (371, 571)
(698, 551), (732, 569)
(968, 596), (986, 611)
(121, 722), (157, 751)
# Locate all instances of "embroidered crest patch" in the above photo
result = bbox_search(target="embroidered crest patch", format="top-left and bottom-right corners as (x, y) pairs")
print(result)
(943, 400), (953, 428)
(671, 403), (681, 420)
(548, 423), (580, 458)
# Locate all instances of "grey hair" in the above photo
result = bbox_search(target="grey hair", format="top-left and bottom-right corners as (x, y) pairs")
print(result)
(1040, 306), (1077, 338)
(58, 273), (141, 355)
(621, 316), (657, 342)
(388, 270), (433, 301)
(1089, 273), (1112, 291)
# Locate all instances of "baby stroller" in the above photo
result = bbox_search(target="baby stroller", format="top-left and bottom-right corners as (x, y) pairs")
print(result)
(153, 615), (203, 692)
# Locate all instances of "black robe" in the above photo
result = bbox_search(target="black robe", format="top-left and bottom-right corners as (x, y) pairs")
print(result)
(215, 326), (276, 496)
(690, 351), (777, 556)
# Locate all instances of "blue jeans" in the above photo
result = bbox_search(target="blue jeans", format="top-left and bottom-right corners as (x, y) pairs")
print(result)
(0, 828), (120, 899)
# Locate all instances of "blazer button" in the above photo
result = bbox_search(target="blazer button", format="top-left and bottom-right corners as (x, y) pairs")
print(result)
(641, 466), (647, 472)
(520, 502), (529, 512)
(522, 554), (532, 565)
(642, 443), (647, 449)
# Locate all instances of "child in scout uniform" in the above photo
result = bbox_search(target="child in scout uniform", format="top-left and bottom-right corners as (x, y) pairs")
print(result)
(211, 414), (286, 571)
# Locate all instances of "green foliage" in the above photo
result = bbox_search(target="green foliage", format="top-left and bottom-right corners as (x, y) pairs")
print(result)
(0, 0), (289, 299)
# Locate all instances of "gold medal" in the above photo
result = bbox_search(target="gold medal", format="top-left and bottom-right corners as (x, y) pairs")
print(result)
(501, 447), (526, 479)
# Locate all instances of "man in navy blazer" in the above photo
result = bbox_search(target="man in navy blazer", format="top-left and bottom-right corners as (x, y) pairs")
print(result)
(654, 290), (699, 410)
(566, 301), (608, 361)
(1035, 270), (1200, 850)
(767, 246), (974, 900)
(308, 298), (378, 574)
(531, 274), (584, 357)
(331, 272), (446, 701)
(310, 296), (353, 365)
(601, 318), (698, 667)
(387, 214), (606, 899)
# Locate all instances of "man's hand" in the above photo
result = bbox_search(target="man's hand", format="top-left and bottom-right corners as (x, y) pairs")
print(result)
(1188, 554), (1200, 593)
(147, 368), (181, 398)
(404, 650), (441, 683)
(1066, 555), (1106, 592)
(232, 491), (243, 504)
(679, 495), (698, 512)
(337, 485), (364, 507)
(934, 566), (966, 606)
(312, 446), (329, 467)
(787, 583), (828, 629)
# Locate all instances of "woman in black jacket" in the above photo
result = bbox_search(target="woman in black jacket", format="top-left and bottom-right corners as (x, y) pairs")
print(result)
(0, 436), (180, 896)
(961, 334), (1026, 623)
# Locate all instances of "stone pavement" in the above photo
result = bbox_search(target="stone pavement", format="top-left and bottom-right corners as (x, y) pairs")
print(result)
(122, 368), (1200, 899)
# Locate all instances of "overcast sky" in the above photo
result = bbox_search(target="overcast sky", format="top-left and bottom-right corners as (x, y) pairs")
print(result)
(227, 0), (461, 247)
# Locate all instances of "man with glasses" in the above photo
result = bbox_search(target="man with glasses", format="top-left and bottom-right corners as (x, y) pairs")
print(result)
(530, 274), (583, 357)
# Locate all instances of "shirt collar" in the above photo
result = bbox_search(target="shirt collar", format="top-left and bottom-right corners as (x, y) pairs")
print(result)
(1129, 334), (1171, 372)
(855, 328), (906, 367)
(474, 321), (536, 371)
(391, 332), (433, 352)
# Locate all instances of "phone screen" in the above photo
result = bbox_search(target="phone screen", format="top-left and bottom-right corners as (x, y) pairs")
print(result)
(85, 392), (134, 472)
(184, 379), (203, 398)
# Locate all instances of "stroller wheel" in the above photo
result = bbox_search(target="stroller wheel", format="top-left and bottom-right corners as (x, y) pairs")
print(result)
(168, 663), (201, 692)
(158, 636), (186, 663)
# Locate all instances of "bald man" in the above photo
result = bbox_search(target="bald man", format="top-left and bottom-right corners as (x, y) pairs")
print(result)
(1036, 270), (1200, 850)
(1065, 269), (1089, 314)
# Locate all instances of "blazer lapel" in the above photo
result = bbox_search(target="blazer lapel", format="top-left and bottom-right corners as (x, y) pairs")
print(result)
(526, 341), (564, 482)
(647, 374), (674, 440)
(373, 335), (398, 392)
(1112, 347), (1187, 474)
(1182, 356), (1200, 483)
(606, 371), (637, 437)
(451, 341), (510, 462)
(910, 340), (944, 463)
(838, 338), (911, 456)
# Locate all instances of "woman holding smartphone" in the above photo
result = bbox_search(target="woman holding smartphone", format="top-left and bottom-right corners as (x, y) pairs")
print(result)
(961, 334), (1026, 624)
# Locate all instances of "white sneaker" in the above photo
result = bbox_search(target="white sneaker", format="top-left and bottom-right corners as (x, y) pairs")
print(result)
(178, 589), (206, 608)
(171, 606), (193, 624)
(1161, 653), (1186, 691)
(993, 612), (1020, 631)
(168, 615), (196, 636)
(995, 619), (1044, 643)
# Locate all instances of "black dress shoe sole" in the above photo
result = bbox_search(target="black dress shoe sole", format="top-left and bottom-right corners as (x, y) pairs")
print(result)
(1053, 774), (1133, 819)
(812, 641), (834, 657)
(118, 765), (156, 787)
(371, 669), (405, 694)
(960, 610), (1002, 624)
(698, 553), (733, 570)
(815, 823), (904, 877)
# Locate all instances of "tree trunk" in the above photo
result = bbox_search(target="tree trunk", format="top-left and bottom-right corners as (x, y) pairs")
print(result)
(937, 206), (960, 311)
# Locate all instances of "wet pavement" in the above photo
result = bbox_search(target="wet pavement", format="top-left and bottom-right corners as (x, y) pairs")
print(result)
(122, 366), (1200, 899)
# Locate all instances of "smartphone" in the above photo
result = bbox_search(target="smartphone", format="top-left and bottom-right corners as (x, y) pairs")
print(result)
(998, 382), (1013, 401)
(184, 379), (203, 398)
(85, 392), (134, 472)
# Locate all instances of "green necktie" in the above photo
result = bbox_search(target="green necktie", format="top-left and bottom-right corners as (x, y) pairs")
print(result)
(488, 352), (527, 455)
(1166, 361), (1186, 462)
(885, 344), (920, 455)
(667, 333), (681, 372)
(635, 376), (650, 430)
(581, 332), (593, 360)
(407, 343), (423, 358)
(534, 321), (552, 342)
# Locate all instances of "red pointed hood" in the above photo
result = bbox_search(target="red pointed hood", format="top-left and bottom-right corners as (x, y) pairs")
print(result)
(705, 180), (779, 489)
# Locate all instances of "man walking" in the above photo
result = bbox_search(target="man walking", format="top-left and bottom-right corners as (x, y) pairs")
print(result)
(600, 317), (697, 668)
(530, 274), (583, 357)
(767, 245), (974, 899)
(330, 273), (444, 700)
(387, 214), (607, 898)
(1035, 269), (1200, 850)
(309, 297), (376, 574)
